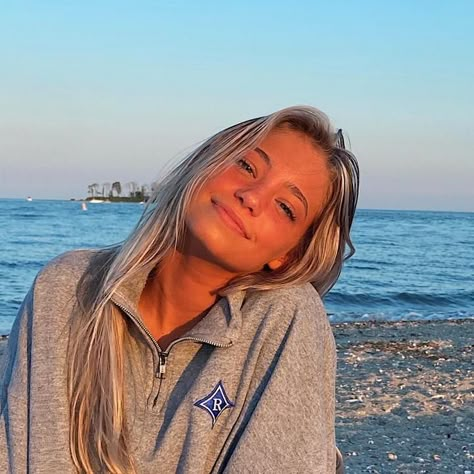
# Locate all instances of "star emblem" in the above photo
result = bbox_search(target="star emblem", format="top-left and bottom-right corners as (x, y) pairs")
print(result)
(194, 381), (235, 428)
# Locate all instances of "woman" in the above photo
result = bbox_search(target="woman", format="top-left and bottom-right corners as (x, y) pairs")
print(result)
(0, 105), (358, 473)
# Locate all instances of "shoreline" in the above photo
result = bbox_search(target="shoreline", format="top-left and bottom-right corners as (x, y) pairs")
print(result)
(334, 318), (473, 472)
(1, 318), (472, 472)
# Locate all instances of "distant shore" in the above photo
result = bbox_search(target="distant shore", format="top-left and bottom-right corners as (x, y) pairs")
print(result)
(73, 197), (147, 203)
(1, 318), (472, 472)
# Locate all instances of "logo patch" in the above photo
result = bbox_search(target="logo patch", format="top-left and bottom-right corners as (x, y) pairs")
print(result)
(194, 381), (234, 427)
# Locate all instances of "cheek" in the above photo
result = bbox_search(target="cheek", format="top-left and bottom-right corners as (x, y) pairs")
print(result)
(203, 167), (247, 192)
(256, 220), (304, 258)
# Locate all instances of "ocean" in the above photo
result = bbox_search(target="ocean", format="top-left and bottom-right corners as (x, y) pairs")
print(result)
(1, 198), (473, 334)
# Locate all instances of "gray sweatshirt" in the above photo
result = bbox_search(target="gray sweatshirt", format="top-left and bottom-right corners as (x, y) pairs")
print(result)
(0, 250), (337, 473)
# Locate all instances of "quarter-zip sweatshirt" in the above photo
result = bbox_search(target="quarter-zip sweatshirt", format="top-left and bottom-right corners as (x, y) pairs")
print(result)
(0, 250), (337, 473)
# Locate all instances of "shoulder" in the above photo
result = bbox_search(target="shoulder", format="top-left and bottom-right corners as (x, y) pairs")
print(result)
(244, 283), (326, 323)
(36, 248), (110, 288)
(21, 249), (113, 333)
(31, 248), (114, 309)
(239, 284), (336, 392)
(5, 249), (108, 355)
(243, 283), (333, 344)
(38, 248), (96, 274)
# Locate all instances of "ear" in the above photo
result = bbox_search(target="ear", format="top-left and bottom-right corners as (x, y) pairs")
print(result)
(266, 255), (288, 271)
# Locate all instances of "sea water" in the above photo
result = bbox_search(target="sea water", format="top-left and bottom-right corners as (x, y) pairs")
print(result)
(1, 198), (473, 334)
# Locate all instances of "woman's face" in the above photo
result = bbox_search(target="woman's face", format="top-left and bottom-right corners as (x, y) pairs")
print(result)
(183, 127), (331, 276)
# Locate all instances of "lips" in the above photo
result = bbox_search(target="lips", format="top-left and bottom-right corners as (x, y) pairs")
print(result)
(211, 199), (250, 239)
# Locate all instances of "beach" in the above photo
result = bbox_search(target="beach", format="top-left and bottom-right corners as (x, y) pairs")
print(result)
(1, 319), (472, 473)
(335, 319), (473, 473)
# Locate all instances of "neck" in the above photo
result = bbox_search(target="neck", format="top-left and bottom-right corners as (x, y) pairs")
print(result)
(138, 250), (237, 345)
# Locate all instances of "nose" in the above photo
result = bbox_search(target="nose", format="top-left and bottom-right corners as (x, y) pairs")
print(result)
(234, 186), (264, 216)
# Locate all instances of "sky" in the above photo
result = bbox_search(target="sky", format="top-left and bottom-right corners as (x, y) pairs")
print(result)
(1, 1), (473, 211)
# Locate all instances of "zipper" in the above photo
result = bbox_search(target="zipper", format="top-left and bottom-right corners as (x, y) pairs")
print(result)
(165, 336), (233, 352)
(113, 299), (233, 373)
(113, 300), (162, 355)
(155, 337), (233, 380)
(158, 352), (168, 379)
(114, 299), (170, 408)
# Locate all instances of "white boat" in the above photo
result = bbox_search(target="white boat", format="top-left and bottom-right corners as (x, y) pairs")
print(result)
(89, 199), (104, 203)
(26, 196), (33, 202)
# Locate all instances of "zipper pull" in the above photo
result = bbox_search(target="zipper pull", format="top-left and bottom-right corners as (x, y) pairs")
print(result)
(157, 353), (168, 379)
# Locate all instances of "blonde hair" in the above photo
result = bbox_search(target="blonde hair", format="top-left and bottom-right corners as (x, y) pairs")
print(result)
(68, 106), (359, 472)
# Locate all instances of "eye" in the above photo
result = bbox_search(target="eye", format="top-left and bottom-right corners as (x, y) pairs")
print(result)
(237, 159), (256, 177)
(278, 201), (296, 221)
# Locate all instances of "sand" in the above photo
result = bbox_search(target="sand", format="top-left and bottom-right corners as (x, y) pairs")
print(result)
(1, 319), (472, 472)
(334, 319), (473, 473)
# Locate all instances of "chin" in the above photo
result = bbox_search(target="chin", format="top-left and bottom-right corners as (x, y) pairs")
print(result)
(181, 223), (263, 275)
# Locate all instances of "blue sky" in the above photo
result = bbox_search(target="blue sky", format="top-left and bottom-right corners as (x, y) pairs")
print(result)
(1, 1), (473, 211)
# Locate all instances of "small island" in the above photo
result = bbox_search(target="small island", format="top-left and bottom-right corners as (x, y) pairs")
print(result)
(82, 181), (155, 203)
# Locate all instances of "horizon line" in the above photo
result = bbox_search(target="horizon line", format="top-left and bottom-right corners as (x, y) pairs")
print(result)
(0, 197), (472, 215)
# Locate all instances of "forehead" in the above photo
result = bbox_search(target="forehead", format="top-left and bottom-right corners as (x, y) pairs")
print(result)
(257, 128), (328, 172)
(255, 128), (331, 215)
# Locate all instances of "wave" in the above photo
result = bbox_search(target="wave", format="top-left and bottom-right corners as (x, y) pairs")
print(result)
(347, 265), (379, 271)
(328, 310), (474, 324)
(11, 213), (45, 220)
(0, 261), (43, 269)
(325, 290), (474, 307)
(349, 258), (392, 266)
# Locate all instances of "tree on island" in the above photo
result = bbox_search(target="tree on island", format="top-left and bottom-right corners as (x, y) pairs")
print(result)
(87, 183), (100, 198)
(102, 182), (111, 198)
(125, 181), (139, 197)
(111, 181), (122, 197)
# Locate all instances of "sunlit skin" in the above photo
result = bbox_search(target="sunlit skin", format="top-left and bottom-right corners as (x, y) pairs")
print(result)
(139, 128), (331, 348)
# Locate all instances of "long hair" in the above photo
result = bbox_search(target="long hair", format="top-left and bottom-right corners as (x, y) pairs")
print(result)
(68, 106), (359, 472)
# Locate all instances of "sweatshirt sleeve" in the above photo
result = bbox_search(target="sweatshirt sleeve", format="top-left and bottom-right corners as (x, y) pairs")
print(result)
(0, 264), (76, 473)
(220, 287), (337, 473)
(0, 281), (35, 472)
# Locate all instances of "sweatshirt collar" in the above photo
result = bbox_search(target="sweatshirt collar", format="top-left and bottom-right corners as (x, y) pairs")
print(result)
(111, 266), (245, 348)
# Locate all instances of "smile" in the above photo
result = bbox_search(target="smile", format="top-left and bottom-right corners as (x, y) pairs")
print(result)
(211, 199), (250, 240)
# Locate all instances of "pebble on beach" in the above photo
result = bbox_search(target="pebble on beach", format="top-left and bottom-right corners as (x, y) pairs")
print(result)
(335, 318), (474, 473)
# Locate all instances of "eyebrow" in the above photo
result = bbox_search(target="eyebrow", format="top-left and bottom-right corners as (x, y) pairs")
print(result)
(254, 147), (309, 218)
(287, 183), (308, 218)
(255, 147), (271, 166)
